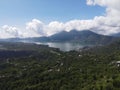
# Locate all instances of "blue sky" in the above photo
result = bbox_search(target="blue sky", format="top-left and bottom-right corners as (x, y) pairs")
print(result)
(0, 0), (119, 38)
(0, 0), (105, 25)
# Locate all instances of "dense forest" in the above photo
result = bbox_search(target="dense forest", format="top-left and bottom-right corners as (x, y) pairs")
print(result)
(0, 42), (120, 90)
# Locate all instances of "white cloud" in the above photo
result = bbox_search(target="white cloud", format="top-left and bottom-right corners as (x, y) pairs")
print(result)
(25, 19), (46, 37)
(87, 0), (120, 10)
(47, 21), (65, 35)
(64, 20), (95, 31)
(0, 0), (120, 38)
(86, 0), (120, 34)
(0, 25), (20, 39)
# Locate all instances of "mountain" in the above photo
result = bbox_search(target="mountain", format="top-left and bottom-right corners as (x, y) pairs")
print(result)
(0, 30), (119, 45)
(39, 30), (118, 45)
(50, 30), (100, 42)
(110, 32), (120, 37)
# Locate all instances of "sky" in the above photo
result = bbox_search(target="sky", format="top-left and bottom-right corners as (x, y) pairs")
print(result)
(0, 0), (120, 38)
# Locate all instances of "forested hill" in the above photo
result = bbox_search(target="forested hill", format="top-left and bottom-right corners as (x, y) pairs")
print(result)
(0, 41), (120, 90)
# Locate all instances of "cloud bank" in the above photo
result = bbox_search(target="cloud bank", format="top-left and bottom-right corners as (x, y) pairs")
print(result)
(0, 0), (120, 38)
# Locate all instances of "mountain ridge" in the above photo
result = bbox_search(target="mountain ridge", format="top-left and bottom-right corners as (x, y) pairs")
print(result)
(110, 32), (120, 37)
(0, 30), (119, 45)
(38, 30), (119, 45)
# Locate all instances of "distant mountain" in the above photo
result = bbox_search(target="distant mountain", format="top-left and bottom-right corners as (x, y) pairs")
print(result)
(110, 32), (120, 37)
(50, 30), (100, 42)
(0, 30), (119, 45)
(27, 30), (118, 45)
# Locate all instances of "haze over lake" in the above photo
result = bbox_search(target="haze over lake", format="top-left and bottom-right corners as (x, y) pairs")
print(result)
(34, 42), (92, 51)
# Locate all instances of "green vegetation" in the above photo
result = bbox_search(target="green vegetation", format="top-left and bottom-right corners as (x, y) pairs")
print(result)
(0, 41), (120, 90)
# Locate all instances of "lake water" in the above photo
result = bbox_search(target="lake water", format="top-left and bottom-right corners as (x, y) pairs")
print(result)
(34, 42), (92, 51)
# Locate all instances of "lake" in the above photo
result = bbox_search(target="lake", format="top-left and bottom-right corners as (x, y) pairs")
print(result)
(34, 42), (92, 51)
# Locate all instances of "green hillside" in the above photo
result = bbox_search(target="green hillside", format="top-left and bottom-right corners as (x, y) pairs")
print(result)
(0, 42), (120, 90)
